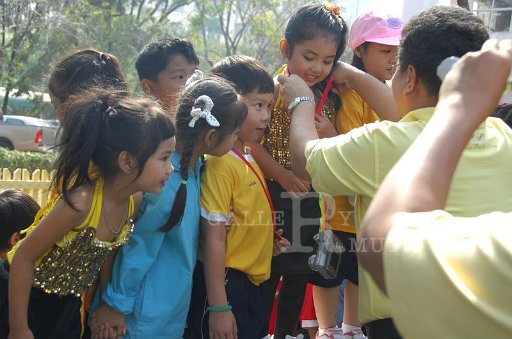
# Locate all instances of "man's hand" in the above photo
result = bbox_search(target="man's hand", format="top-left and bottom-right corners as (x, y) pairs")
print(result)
(277, 74), (314, 107)
(438, 39), (512, 124)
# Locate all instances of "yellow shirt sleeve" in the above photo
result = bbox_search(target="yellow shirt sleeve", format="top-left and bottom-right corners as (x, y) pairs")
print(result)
(304, 124), (379, 198)
(337, 89), (380, 134)
(384, 211), (512, 339)
(200, 158), (233, 222)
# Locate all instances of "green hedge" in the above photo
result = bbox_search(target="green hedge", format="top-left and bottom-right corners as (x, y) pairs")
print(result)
(0, 148), (55, 172)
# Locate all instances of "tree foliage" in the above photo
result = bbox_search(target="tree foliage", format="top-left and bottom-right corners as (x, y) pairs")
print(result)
(0, 0), (318, 119)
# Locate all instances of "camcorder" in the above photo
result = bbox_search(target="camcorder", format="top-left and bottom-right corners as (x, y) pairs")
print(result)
(308, 229), (344, 279)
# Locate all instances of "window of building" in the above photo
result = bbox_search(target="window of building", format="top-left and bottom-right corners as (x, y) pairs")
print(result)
(471, 0), (512, 33)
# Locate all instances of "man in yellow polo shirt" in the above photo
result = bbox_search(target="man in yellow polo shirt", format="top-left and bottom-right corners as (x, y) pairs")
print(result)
(279, 6), (512, 339)
(359, 39), (512, 338)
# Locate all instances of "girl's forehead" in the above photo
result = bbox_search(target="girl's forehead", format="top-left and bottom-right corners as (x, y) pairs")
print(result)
(292, 37), (338, 55)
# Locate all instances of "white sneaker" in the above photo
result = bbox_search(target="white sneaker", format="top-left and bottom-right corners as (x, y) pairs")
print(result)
(316, 328), (344, 339)
(343, 330), (367, 339)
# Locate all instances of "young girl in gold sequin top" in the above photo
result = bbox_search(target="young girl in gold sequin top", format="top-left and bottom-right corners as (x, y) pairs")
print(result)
(6, 89), (176, 339)
(247, 4), (348, 337)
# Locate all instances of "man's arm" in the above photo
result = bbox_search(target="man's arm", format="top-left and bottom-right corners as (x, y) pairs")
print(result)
(359, 39), (512, 293)
(277, 74), (317, 181)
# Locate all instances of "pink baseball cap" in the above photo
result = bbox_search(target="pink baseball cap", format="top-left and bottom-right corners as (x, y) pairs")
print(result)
(349, 12), (404, 51)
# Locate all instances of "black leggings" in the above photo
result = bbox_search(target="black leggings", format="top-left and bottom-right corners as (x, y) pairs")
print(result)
(263, 180), (321, 338)
(262, 272), (310, 339)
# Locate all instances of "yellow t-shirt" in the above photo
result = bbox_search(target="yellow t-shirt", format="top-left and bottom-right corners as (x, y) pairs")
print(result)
(336, 89), (380, 134)
(304, 107), (512, 322)
(200, 151), (273, 285)
(384, 210), (512, 338)
(327, 89), (381, 233)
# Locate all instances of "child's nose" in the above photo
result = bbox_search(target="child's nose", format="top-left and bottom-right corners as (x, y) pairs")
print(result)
(311, 60), (322, 73)
(263, 109), (271, 122)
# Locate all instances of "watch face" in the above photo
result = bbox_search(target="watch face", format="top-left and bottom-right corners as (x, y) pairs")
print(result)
(288, 98), (299, 111)
(288, 96), (312, 112)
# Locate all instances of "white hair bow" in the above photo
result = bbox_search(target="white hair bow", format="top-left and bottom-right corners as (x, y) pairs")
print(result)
(185, 69), (205, 88)
(189, 95), (220, 128)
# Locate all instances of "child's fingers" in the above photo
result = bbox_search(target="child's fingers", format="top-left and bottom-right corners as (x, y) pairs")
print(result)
(288, 190), (300, 199)
(108, 326), (117, 339)
(279, 237), (291, 248)
(101, 323), (111, 339)
(96, 324), (106, 339)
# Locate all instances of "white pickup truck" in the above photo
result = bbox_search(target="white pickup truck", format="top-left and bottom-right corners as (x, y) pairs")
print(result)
(0, 115), (58, 152)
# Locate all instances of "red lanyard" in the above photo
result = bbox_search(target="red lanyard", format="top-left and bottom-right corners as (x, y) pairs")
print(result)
(316, 76), (334, 115)
(230, 147), (278, 233)
(284, 66), (334, 116)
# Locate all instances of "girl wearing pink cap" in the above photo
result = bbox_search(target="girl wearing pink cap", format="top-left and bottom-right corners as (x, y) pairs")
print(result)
(349, 12), (403, 83)
(324, 11), (404, 339)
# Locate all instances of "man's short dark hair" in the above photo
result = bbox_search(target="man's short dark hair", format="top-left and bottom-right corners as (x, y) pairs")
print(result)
(398, 6), (489, 97)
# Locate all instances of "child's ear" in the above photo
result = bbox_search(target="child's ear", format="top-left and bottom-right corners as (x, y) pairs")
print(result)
(203, 129), (218, 149)
(9, 232), (20, 247)
(118, 151), (137, 174)
(140, 79), (155, 96)
(354, 46), (364, 58)
(279, 39), (290, 60)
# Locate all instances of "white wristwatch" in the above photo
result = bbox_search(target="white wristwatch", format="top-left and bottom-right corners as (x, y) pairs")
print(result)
(287, 96), (314, 112)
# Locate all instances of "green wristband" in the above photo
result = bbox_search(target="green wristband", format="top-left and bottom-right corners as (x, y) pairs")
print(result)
(207, 303), (232, 312)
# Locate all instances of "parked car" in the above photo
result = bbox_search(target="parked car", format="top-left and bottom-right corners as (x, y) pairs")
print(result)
(0, 115), (58, 152)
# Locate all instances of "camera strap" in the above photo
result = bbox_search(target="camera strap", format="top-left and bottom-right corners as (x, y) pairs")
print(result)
(230, 146), (277, 230)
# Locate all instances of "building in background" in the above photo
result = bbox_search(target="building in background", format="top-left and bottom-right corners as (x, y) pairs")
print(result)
(469, 0), (512, 37)
(342, 0), (511, 37)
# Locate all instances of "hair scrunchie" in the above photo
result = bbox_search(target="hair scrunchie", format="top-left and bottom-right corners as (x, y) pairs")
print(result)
(189, 95), (220, 128)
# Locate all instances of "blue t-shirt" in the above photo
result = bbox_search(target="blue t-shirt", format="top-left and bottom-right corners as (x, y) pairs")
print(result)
(100, 152), (201, 338)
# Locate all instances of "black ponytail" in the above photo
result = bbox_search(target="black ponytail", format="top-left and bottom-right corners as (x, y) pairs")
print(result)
(161, 138), (195, 231)
(53, 94), (110, 209)
(52, 88), (175, 210)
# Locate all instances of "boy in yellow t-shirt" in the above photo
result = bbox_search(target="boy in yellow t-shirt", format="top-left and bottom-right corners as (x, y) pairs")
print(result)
(187, 56), (290, 339)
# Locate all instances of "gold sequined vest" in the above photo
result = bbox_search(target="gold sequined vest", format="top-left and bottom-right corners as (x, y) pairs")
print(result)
(8, 177), (135, 296)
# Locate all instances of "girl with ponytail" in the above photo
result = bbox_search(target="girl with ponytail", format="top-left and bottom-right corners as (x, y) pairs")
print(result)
(6, 89), (176, 339)
(91, 77), (247, 338)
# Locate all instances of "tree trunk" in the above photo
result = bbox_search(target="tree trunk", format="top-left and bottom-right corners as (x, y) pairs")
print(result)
(1, 85), (11, 118)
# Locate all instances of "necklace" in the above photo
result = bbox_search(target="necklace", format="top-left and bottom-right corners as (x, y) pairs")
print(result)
(102, 199), (128, 235)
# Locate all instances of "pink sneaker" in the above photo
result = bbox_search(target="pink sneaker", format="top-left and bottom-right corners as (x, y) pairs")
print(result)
(315, 328), (344, 339)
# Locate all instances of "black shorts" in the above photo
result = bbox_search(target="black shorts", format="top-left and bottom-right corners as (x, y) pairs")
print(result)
(309, 230), (359, 288)
(187, 261), (268, 339)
